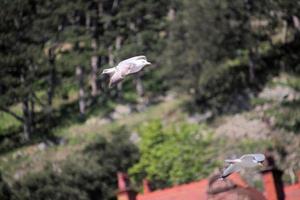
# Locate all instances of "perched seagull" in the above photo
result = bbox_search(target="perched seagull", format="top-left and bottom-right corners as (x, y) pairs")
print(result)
(220, 154), (265, 179)
(101, 55), (151, 88)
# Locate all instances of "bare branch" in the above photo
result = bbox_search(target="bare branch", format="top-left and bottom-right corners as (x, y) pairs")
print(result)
(0, 106), (24, 123)
(32, 92), (46, 107)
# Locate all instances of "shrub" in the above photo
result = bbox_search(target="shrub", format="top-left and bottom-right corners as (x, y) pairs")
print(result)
(0, 172), (11, 200)
(12, 129), (139, 200)
(129, 121), (219, 189)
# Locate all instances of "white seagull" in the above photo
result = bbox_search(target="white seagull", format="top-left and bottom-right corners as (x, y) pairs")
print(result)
(220, 154), (265, 179)
(101, 55), (151, 88)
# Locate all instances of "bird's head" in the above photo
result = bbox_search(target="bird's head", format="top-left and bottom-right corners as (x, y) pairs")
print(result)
(254, 159), (264, 166)
(137, 59), (151, 67)
(258, 161), (264, 166)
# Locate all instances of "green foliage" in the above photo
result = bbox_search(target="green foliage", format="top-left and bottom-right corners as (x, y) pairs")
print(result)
(266, 100), (300, 133)
(84, 127), (140, 173)
(0, 172), (11, 200)
(271, 74), (300, 92)
(0, 112), (21, 135)
(12, 167), (90, 200)
(235, 139), (272, 153)
(1, 0), (300, 196)
(129, 120), (219, 189)
(0, 0), (173, 142)
(251, 97), (273, 106)
(12, 130), (139, 200)
(164, 0), (300, 113)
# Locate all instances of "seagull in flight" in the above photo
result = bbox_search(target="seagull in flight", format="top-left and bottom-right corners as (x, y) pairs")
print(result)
(220, 154), (265, 179)
(101, 55), (151, 88)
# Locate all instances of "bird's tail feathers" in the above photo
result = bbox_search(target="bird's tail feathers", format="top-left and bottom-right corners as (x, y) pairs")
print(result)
(102, 67), (116, 75)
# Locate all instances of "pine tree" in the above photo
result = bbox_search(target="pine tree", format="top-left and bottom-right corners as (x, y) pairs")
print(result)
(0, 0), (42, 140)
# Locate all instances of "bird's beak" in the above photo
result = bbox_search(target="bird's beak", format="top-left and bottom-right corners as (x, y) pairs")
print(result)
(258, 162), (264, 166)
(146, 61), (151, 65)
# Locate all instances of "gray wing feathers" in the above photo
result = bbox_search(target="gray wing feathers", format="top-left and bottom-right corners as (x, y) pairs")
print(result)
(102, 67), (116, 75)
(106, 55), (147, 88)
(109, 64), (134, 87)
(109, 71), (123, 88)
(117, 62), (136, 75)
(240, 154), (265, 162)
(221, 164), (241, 178)
(120, 55), (146, 64)
(225, 159), (235, 163)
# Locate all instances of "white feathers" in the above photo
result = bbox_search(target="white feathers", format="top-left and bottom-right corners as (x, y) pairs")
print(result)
(101, 55), (151, 88)
(221, 163), (242, 179)
(102, 68), (116, 75)
(221, 153), (265, 179)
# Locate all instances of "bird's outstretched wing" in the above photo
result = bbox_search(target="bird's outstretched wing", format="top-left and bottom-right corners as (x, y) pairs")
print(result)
(117, 62), (137, 76)
(120, 55), (146, 65)
(240, 154), (265, 162)
(109, 63), (136, 87)
(109, 71), (123, 88)
(221, 164), (241, 179)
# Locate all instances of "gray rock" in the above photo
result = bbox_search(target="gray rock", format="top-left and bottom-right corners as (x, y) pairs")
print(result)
(187, 111), (213, 124)
(37, 142), (47, 151)
(130, 132), (140, 144)
(258, 85), (299, 102)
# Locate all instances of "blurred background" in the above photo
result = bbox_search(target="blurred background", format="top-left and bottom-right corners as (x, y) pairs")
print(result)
(1, 0), (300, 199)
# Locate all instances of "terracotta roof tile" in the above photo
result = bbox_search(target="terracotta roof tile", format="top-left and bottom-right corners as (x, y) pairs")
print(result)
(136, 174), (260, 200)
(285, 183), (300, 200)
(137, 179), (208, 200)
(131, 173), (300, 200)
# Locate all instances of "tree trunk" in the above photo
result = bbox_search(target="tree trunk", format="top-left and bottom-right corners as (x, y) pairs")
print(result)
(29, 93), (35, 132)
(76, 66), (86, 118)
(97, 1), (103, 18)
(167, 7), (176, 21)
(90, 38), (99, 97)
(47, 47), (56, 112)
(89, 1), (104, 98)
(108, 46), (114, 67)
(45, 48), (56, 126)
(20, 74), (31, 141)
(112, 0), (119, 10)
(115, 36), (125, 100)
(136, 74), (144, 97)
(282, 20), (288, 43)
(248, 48), (256, 83)
(115, 35), (122, 50)
(22, 96), (31, 141)
(85, 13), (91, 29)
(293, 15), (300, 32)
(293, 15), (300, 39)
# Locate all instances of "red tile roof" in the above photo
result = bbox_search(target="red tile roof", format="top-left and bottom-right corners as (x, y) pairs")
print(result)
(285, 183), (300, 200)
(137, 179), (209, 200)
(117, 170), (300, 200)
(136, 173), (266, 200)
(208, 187), (266, 200)
(137, 177), (300, 200)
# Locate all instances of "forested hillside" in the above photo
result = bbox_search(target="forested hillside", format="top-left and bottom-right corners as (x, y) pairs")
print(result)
(1, 0), (300, 199)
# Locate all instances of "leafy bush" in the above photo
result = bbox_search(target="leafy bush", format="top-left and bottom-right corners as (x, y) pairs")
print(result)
(129, 121), (219, 189)
(12, 167), (91, 200)
(12, 129), (139, 200)
(0, 172), (11, 200)
(266, 100), (300, 133)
